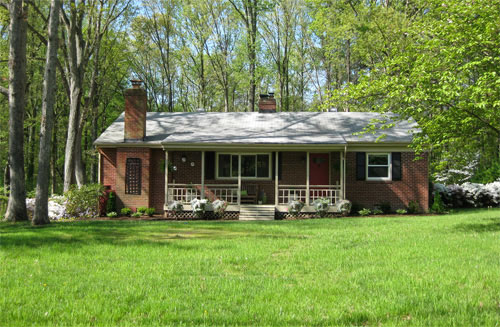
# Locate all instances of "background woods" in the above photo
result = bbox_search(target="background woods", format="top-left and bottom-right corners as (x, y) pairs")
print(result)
(0, 0), (499, 218)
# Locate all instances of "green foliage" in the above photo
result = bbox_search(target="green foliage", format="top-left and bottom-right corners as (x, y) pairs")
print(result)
(313, 198), (330, 217)
(375, 202), (391, 214)
(407, 200), (420, 214)
(145, 208), (156, 217)
(396, 209), (407, 215)
(358, 208), (371, 216)
(471, 160), (500, 184)
(372, 209), (383, 215)
(137, 207), (148, 215)
(431, 192), (447, 214)
(106, 191), (116, 214)
(131, 212), (142, 218)
(64, 184), (105, 219)
(120, 208), (132, 216)
(106, 212), (117, 218)
(0, 194), (7, 219)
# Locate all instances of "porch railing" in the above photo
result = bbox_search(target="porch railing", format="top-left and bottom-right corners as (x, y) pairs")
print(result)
(168, 184), (238, 204)
(278, 184), (341, 205)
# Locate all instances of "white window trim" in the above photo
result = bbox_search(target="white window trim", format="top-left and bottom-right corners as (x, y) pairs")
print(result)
(366, 152), (392, 181)
(216, 153), (272, 180)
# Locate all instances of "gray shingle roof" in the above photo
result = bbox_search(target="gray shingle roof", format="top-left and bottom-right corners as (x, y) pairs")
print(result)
(94, 111), (416, 146)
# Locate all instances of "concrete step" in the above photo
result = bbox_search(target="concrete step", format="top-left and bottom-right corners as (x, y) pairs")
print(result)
(239, 205), (275, 221)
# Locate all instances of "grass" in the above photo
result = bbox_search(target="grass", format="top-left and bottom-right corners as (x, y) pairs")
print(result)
(1, 209), (500, 326)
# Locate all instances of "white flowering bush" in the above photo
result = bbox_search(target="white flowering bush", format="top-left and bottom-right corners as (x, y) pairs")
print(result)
(336, 200), (352, 216)
(434, 181), (500, 208)
(25, 195), (68, 220)
(191, 198), (209, 218)
(313, 198), (330, 217)
(168, 201), (184, 213)
(212, 199), (228, 216)
(288, 200), (304, 216)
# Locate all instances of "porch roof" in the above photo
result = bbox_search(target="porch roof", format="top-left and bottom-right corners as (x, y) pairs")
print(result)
(94, 112), (417, 147)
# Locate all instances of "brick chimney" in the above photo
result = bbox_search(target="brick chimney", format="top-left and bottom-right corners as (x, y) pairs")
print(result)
(124, 80), (147, 141)
(258, 93), (276, 113)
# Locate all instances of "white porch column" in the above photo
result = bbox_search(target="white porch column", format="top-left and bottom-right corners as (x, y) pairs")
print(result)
(164, 150), (169, 207)
(306, 151), (310, 206)
(97, 151), (102, 184)
(340, 151), (344, 201)
(275, 151), (279, 205)
(201, 151), (205, 199)
(237, 154), (241, 205)
(343, 147), (347, 200)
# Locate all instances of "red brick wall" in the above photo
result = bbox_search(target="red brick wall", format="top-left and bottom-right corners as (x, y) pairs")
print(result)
(346, 152), (429, 212)
(124, 88), (147, 140)
(100, 148), (117, 188)
(150, 149), (165, 212)
(115, 148), (152, 211)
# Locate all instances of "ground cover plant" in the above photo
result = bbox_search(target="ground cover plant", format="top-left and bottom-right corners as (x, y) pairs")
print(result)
(1, 209), (500, 326)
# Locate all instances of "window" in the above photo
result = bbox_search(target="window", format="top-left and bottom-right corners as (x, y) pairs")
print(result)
(366, 153), (391, 180)
(217, 153), (271, 179)
(125, 158), (141, 194)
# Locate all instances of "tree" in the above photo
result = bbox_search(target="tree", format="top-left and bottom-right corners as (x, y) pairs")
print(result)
(326, 0), (500, 176)
(32, 0), (61, 225)
(4, 0), (28, 222)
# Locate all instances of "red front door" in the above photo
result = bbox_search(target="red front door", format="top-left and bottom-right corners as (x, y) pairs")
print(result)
(310, 153), (329, 186)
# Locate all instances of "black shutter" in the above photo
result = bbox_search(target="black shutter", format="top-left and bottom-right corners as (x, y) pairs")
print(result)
(392, 152), (402, 181)
(356, 152), (366, 181)
(205, 151), (215, 180)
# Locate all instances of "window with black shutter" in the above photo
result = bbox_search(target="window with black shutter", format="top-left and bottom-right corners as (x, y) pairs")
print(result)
(125, 158), (141, 195)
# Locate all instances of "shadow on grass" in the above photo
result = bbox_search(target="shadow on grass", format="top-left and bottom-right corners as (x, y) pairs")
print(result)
(0, 220), (307, 250)
(454, 218), (500, 233)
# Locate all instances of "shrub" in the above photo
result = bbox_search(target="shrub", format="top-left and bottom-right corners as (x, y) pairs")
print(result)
(431, 191), (446, 214)
(191, 198), (208, 218)
(137, 207), (148, 215)
(120, 208), (132, 216)
(65, 184), (105, 219)
(372, 209), (383, 215)
(407, 200), (420, 214)
(336, 200), (352, 216)
(396, 209), (407, 214)
(313, 198), (330, 217)
(107, 212), (118, 218)
(212, 199), (228, 217)
(106, 191), (116, 213)
(434, 181), (500, 208)
(131, 212), (142, 218)
(358, 208), (371, 216)
(0, 194), (8, 219)
(375, 202), (391, 214)
(145, 208), (155, 217)
(168, 201), (184, 213)
(288, 200), (304, 217)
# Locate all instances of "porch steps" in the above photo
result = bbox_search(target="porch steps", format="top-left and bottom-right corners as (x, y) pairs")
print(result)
(239, 205), (275, 221)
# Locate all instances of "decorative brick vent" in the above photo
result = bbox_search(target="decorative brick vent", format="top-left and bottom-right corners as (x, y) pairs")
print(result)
(125, 158), (141, 195)
(164, 211), (239, 220)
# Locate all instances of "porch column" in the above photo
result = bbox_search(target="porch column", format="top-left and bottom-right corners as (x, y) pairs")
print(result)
(164, 150), (169, 207)
(97, 151), (101, 184)
(275, 151), (279, 205)
(343, 147), (347, 199)
(340, 151), (344, 200)
(306, 151), (310, 206)
(201, 151), (205, 199)
(237, 154), (242, 205)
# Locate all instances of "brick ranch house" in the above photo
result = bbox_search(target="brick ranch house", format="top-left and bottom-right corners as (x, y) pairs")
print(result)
(94, 81), (429, 219)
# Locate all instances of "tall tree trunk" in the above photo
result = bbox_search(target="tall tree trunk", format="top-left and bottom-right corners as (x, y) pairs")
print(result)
(33, 0), (61, 225)
(3, 164), (9, 196)
(5, 1), (28, 222)
(74, 112), (86, 186)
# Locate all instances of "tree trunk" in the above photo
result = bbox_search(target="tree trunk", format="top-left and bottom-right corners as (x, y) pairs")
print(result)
(5, 1), (28, 222)
(3, 164), (9, 196)
(33, 0), (61, 225)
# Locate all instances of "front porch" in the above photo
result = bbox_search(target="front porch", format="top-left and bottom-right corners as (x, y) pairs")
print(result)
(163, 150), (346, 216)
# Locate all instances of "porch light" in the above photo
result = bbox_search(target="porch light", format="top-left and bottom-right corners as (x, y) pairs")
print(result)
(190, 162), (195, 167)
(181, 155), (187, 163)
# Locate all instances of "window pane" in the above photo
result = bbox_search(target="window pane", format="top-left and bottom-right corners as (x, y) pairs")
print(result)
(368, 167), (389, 178)
(241, 155), (256, 177)
(368, 154), (388, 165)
(257, 154), (269, 177)
(218, 154), (231, 177)
(231, 155), (239, 177)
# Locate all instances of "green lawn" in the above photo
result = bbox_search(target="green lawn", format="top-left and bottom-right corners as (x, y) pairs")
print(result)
(1, 210), (500, 326)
